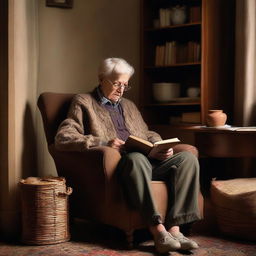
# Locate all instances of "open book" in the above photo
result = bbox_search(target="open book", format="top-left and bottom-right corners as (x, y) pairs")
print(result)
(125, 135), (180, 155)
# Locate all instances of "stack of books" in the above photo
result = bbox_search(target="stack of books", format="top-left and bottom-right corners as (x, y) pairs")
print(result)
(157, 6), (201, 28)
(159, 8), (171, 27)
(155, 41), (201, 66)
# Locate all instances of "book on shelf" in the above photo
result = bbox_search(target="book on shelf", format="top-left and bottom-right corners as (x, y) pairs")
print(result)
(125, 135), (181, 155)
(155, 44), (167, 66)
(159, 8), (171, 27)
(188, 41), (201, 62)
(176, 43), (188, 63)
(189, 6), (201, 22)
(155, 41), (176, 66)
(164, 41), (169, 65)
(155, 41), (200, 66)
(155, 45), (160, 66)
(170, 41), (177, 64)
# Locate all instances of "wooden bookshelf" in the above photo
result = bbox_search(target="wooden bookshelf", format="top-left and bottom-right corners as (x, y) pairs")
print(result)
(140, 0), (235, 141)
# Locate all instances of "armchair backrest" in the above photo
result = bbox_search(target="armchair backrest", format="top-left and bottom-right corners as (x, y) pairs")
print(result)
(37, 92), (74, 145)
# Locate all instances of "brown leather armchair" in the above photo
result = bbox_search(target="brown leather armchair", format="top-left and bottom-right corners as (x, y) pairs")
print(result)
(37, 92), (204, 244)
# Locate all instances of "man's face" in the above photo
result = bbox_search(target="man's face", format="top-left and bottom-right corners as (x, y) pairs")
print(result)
(100, 73), (130, 103)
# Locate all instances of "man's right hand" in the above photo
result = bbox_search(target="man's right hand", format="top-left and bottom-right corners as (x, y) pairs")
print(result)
(107, 138), (125, 151)
(148, 147), (174, 161)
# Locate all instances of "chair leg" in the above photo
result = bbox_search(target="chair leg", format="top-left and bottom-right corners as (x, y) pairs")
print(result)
(125, 230), (134, 249)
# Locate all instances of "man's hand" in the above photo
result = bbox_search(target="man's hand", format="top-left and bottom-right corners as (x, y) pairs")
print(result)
(148, 147), (174, 161)
(107, 138), (125, 151)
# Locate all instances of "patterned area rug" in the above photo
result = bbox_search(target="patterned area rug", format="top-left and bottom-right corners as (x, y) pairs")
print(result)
(0, 221), (255, 256)
(0, 235), (255, 256)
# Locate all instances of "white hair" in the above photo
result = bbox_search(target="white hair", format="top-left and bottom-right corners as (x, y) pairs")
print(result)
(98, 58), (134, 79)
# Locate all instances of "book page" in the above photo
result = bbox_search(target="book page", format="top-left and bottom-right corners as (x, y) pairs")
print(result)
(153, 138), (180, 151)
(154, 138), (180, 145)
(125, 136), (181, 155)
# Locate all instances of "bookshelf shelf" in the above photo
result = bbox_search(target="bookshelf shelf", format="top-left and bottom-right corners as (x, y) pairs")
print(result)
(140, 0), (235, 137)
(145, 22), (201, 32)
(145, 62), (201, 69)
(146, 101), (201, 107)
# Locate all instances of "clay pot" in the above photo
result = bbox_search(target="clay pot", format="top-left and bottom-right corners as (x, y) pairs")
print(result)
(206, 110), (227, 127)
(171, 5), (187, 25)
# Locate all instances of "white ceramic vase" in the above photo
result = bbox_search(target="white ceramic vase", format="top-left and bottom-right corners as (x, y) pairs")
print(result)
(153, 83), (180, 102)
(187, 87), (200, 97)
(171, 6), (187, 25)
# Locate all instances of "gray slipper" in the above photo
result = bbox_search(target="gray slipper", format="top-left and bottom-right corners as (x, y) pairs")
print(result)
(154, 231), (181, 253)
(171, 232), (199, 250)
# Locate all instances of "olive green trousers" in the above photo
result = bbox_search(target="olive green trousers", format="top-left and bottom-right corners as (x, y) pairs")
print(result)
(117, 151), (201, 229)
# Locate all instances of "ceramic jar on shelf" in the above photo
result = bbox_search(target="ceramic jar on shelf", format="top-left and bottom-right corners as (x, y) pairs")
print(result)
(186, 87), (200, 98)
(206, 110), (227, 127)
(152, 82), (180, 102)
(171, 5), (187, 25)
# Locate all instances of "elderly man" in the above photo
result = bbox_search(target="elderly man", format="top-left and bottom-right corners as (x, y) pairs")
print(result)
(55, 58), (201, 253)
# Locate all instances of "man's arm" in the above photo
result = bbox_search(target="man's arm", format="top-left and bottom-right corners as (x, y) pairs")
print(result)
(55, 95), (103, 151)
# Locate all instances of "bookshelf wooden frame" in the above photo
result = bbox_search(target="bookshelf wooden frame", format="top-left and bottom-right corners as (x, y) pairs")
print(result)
(140, 0), (235, 140)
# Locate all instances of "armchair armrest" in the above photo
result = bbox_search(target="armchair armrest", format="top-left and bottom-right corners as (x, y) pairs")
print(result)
(48, 144), (122, 219)
(49, 144), (121, 181)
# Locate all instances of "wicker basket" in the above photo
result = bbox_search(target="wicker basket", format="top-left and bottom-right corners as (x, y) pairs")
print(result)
(20, 177), (72, 245)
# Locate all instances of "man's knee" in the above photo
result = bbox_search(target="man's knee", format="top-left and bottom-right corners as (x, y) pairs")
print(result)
(178, 151), (197, 161)
(178, 151), (199, 170)
(173, 144), (198, 157)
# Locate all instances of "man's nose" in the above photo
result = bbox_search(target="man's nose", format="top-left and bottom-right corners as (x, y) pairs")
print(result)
(117, 85), (125, 91)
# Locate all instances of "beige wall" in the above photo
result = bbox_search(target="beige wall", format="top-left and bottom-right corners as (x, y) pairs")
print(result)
(0, 0), (38, 237)
(37, 0), (140, 176)
(0, 0), (140, 237)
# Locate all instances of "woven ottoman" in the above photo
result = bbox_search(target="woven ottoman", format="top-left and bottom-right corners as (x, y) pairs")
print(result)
(211, 178), (256, 241)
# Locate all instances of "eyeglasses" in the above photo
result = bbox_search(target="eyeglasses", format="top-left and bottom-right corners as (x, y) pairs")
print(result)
(105, 79), (131, 91)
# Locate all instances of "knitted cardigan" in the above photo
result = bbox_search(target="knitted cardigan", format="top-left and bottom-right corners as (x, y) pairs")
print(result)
(55, 91), (162, 151)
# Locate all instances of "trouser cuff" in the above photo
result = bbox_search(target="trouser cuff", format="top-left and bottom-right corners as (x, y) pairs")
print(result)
(165, 212), (201, 229)
(151, 214), (163, 226)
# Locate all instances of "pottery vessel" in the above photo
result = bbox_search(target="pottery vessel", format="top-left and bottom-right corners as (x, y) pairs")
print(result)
(153, 82), (180, 102)
(171, 5), (187, 25)
(206, 110), (227, 127)
(186, 87), (200, 98)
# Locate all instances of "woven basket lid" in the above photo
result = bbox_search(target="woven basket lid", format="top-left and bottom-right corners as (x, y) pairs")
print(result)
(212, 178), (256, 195)
(20, 176), (66, 186)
